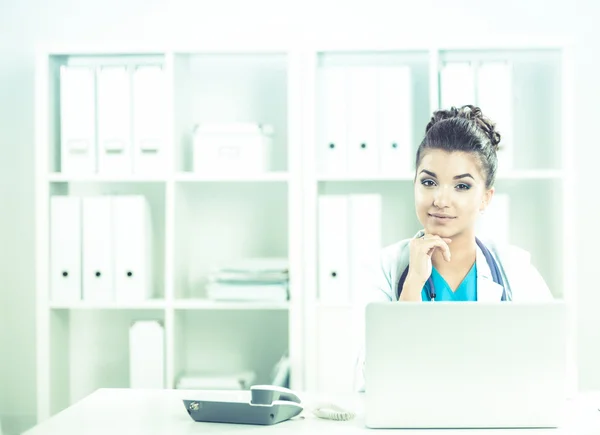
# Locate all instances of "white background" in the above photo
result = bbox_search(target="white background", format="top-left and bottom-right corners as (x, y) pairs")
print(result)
(0, 0), (597, 432)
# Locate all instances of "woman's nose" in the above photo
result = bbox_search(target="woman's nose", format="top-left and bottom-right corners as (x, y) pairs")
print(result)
(433, 185), (451, 208)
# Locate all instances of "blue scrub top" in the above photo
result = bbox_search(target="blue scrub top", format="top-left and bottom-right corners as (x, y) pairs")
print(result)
(421, 263), (477, 301)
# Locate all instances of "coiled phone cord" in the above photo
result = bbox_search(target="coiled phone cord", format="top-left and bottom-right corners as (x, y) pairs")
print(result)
(311, 403), (356, 421)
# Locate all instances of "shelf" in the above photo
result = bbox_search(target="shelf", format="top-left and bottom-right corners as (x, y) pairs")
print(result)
(495, 169), (566, 180)
(314, 301), (353, 310)
(316, 169), (566, 183)
(173, 299), (289, 310)
(48, 300), (167, 310)
(174, 172), (289, 182)
(317, 173), (414, 182)
(47, 173), (169, 183)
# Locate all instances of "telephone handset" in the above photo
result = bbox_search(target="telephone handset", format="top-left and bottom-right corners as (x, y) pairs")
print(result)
(184, 385), (355, 425)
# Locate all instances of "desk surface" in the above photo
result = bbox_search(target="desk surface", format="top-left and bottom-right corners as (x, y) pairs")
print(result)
(23, 388), (600, 434)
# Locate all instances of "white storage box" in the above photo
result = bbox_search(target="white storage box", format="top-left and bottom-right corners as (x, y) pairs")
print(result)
(192, 123), (273, 174)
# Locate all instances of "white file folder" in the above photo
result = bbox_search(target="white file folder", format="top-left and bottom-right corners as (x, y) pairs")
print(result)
(82, 196), (114, 302)
(129, 321), (165, 388)
(60, 66), (96, 175)
(113, 195), (152, 302)
(319, 66), (348, 175)
(132, 65), (168, 174)
(378, 66), (413, 175)
(348, 194), (382, 302)
(440, 62), (476, 109)
(318, 195), (349, 304)
(50, 196), (82, 303)
(97, 66), (132, 175)
(477, 193), (510, 245)
(477, 61), (514, 171)
(347, 67), (379, 174)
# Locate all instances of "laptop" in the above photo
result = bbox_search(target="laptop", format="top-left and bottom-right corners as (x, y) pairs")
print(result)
(364, 301), (567, 429)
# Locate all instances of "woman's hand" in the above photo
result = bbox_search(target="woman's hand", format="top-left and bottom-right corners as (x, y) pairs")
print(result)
(399, 233), (452, 301)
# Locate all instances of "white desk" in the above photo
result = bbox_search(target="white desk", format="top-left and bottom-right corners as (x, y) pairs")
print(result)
(23, 388), (600, 434)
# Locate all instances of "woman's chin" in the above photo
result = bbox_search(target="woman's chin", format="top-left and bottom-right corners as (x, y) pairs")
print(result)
(423, 226), (455, 238)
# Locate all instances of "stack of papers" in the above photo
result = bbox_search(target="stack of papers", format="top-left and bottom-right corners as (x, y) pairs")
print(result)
(206, 258), (289, 302)
(176, 370), (257, 390)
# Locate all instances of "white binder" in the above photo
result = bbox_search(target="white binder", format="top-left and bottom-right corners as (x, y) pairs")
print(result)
(50, 196), (82, 303)
(477, 61), (514, 171)
(318, 195), (350, 304)
(132, 65), (168, 175)
(348, 194), (382, 303)
(377, 66), (413, 175)
(129, 321), (165, 388)
(97, 66), (132, 175)
(59, 66), (96, 175)
(440, 62), (476, 109)
(477, 193), (510, 245)
(347, 67), (379, 174)
(113, 195), (152, 302)
(318, 66), (348, 175)
(82, 196), (114, 302)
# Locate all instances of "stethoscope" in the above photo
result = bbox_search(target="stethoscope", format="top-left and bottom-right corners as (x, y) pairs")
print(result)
(396, 237), (509, 301)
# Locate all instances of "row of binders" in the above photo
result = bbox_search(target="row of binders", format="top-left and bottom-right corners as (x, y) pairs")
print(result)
(60, 64), (167, 175)
(318, 194), (382, 304)
(205, 257), (289, 302)
(50, 195), (153, 303)
(319, 66), (413, 176)
(440, 61), (513, 171)
(318, 61), (513, 176)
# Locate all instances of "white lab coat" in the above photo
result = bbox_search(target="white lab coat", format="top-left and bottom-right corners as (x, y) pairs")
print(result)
(351, 230), (553, 392)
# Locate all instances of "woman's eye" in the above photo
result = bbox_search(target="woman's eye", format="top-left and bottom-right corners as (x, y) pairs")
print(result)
(456, 183), (471, 190)
(421, 179), (436, 187)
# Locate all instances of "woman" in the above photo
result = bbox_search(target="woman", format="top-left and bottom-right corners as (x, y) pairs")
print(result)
(352, 105), (552, 390)
(370, 105), (551, 303)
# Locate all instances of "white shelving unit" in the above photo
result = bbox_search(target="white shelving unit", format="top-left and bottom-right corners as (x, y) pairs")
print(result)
(34, 41), (575, 422)
(34, 46), (304, 422)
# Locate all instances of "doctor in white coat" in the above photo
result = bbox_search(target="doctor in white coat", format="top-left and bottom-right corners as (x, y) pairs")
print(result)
(353, 105), (552, 391)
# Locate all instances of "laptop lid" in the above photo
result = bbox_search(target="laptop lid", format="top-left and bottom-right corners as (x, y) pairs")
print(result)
(364, 301), (567, 429)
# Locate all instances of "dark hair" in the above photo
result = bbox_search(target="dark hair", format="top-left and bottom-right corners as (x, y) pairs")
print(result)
(415, 105), (501, 189)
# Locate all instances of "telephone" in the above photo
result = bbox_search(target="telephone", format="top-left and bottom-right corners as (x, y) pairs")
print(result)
(184, 385), (303, 426)
(183, 385), (355, 425)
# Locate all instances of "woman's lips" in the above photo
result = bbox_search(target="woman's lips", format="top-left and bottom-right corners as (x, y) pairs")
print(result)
(428, 213), (456, 221)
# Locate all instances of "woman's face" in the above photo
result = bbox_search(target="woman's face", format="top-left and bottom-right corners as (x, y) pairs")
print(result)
(414, 149), (493, 239)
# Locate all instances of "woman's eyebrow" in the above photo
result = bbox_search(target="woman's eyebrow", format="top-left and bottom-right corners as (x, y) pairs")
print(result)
(419, 169), (436, 177)
(419, 170), (474, 181)
(454, 173), (474, 180)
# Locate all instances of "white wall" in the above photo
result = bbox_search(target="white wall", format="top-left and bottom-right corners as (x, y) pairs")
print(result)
(1, 0), (599, 432)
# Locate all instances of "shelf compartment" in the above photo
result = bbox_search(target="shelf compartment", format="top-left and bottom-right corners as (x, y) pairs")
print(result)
(315, 50), (430, 178)
(174, 181), (289, 300)
(491, 178), (564, 299)
(173, 310), (289, 389)
(48, 309), (164, 415)
(173, 52), (289, 174)
(438, 48), (563, 171)
(48, 181), (166, 301)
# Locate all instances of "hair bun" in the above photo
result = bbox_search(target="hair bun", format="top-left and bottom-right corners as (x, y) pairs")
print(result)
(426, 104), (501, 151)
